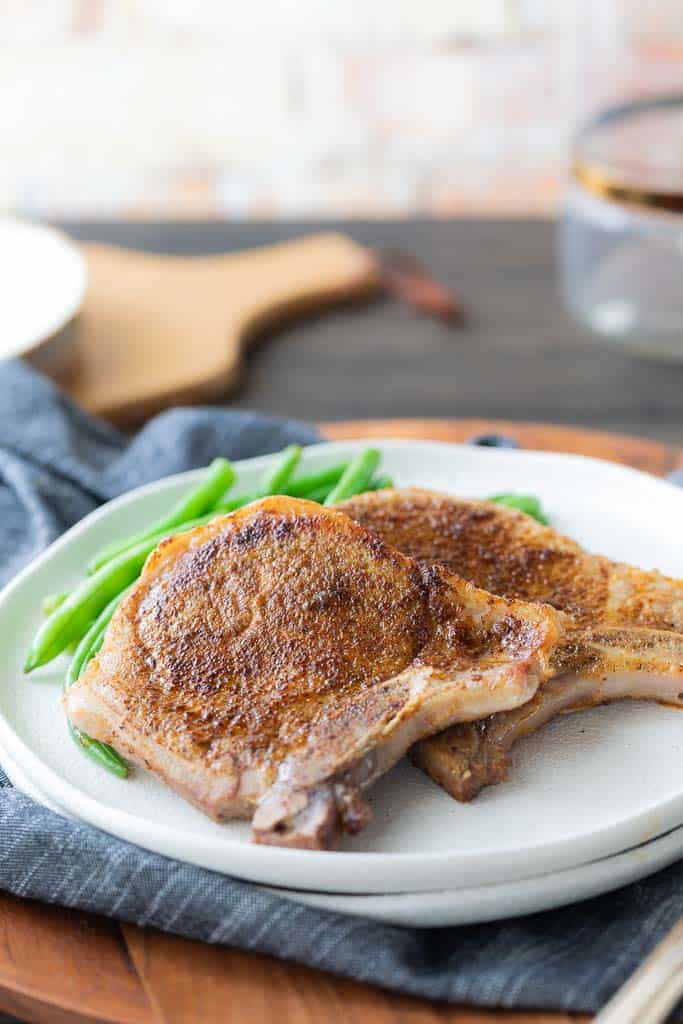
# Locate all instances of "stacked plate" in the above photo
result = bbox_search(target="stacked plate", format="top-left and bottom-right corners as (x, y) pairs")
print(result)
(2, 441), (683, 928)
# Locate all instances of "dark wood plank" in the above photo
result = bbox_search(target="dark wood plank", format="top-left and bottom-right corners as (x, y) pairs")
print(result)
(323, 417), (682, 475)
(0, 894), (151, 1023)
(59, 220), (683, 445)
(122, 927), (585, 1024)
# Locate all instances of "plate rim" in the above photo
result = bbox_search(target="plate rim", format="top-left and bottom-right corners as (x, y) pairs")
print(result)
(4, 730), (681, 928)
(263, 823), (683, 926)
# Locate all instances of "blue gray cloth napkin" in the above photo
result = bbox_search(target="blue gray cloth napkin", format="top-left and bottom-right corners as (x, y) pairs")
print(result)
(1, 359), (683, 1019)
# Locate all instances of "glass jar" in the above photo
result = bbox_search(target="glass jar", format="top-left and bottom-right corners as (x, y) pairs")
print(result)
(559, 0), (683, 360)
(560, 94), (683, 361)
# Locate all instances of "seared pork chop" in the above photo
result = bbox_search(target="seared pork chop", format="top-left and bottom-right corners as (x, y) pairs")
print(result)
(67, 497), (582, 848)
(411, 666), (683, 802)
(338, 488), (683, 801)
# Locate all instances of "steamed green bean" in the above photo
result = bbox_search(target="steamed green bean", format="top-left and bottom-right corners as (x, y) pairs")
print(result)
(66, 592), (124, 685)
(26, 513), (216, 672)
(42, 590), (69, 617)
(257, 444), (302, 495)
(215, 461), (349, 513)
(28, 448), (386, 673)
(87, 457), (235, 574)
(369, 475), (394, 491)
(285, 462), (348, 497)
(488, 493), (548, 524)
(32, 444), (393, 782)
(68, 724), (128, 778)
(64, 591), (129, 778)
(324, 449), (381, 505)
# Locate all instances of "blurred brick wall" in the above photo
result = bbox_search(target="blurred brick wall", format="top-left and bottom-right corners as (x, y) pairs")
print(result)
(0, 1), (571, 218)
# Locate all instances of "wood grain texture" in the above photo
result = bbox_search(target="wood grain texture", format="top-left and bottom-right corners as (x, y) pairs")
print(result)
(121, 927), (586, 1024)
(0, 894), (150, 1023)
(322, 418), (683, 475)
(0, 417), (676, 1024)
(59, 234), (378, 425)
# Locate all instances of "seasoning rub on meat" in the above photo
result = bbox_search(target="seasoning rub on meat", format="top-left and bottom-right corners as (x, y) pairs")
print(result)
(65, 497), (572, 849)
(339, 488), (683, 802)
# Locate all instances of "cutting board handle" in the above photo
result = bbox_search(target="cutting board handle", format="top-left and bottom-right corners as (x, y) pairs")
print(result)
(220, 233), (379, 339)
(59, 233), (379, 424)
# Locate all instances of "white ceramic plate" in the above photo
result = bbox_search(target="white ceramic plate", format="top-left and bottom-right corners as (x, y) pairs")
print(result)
(3, 734), (679, 928)
(0, 217), (86, 360)
(2, 440), (683, 895)
(265, 826), (683, 926)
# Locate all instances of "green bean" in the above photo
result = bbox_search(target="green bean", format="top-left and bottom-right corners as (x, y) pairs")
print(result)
(321, 474), (394, 508)
(369, 475), (394, 491)
(25, 513), (216, 672)
(47, 596), (89, 653)
(68, 724), (128, 778)
(257, 444), (302, 495)
(207, 447), (303, 516)
(58, 613), (109, 663)
(90, 457), (342, 575)
(215, 462), (349, 514)
(216, 490), (297, 514)
(324, 449), (381, 505)
(488, 494), (548, 524)
(214, 493), (257, 513)
(87, 457), (235, 574)
(30, 454), (381, 671)
(285, 462), (348, 497)
(42, 590), (69, 617)
(43, 593), (97, 647)
(303, 484), (332, 505)
(301, 472), (394, 506)
(64, 591), (129, 778)
(66, 592), (124, 685)
(217, 480), (340, 512)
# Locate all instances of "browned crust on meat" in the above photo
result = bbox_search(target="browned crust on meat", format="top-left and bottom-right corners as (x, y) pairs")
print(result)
(339, 488), (609, 626)
(338, 488), (683, 631)
(411, 719), (510, 802)
(66, 495), (564, 840)
(340, 488), (683, 804)
(82, 499), (430, 776)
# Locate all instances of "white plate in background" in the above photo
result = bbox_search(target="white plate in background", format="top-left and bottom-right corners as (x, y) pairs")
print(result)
(0, 217), (86, 361)
(1, 441), (683, 895)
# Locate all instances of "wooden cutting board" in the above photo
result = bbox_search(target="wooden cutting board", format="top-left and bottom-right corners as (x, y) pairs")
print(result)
(0, 419), (680, 1024)
(46, 234), (379, 425)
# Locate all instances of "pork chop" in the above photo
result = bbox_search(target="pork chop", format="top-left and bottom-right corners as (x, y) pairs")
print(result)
(66, 496), (578, 848)
(338, 488), (683, 801)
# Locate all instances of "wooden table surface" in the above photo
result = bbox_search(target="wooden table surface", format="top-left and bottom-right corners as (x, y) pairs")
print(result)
(1, 416), (681, 1024)
(60, 219), (683, 446)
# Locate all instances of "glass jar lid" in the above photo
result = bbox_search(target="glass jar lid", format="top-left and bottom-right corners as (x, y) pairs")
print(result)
(573, 93), (683, 213)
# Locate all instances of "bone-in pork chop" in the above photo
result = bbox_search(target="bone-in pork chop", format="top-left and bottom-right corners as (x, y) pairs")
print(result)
(66, 496), (575, 849)
(338, 488), (683, 801)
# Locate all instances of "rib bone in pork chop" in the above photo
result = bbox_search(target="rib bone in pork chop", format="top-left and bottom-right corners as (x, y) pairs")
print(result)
(338, 488), (683, 801)
(66, 496), (583, 849)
